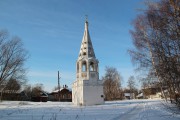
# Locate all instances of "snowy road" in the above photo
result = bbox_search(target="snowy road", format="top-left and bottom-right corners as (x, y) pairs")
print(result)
(0, 99), (180, 120)
(111, 100), (180, 120)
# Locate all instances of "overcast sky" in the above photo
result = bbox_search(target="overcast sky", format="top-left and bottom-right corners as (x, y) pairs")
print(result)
(0, 0), (145, 92)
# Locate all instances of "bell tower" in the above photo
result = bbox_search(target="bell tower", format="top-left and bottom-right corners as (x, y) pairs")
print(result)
(76, 18), (99, 81)
(72, 18), (104, 106)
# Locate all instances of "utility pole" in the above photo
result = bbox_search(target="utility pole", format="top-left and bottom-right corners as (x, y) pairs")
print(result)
(58, 71), (61, 101)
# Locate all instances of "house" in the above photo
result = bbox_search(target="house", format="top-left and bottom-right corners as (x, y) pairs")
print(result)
(31, 91), (48, 102)
(142, 82), (162, 99)
(49, 85), (72, 102)
(0, 90), (22, 101)
(124, 93), (135, 100)
(136, 93), (144, 99)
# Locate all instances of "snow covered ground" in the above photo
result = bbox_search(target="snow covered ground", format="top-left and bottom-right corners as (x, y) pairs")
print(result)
(0, 99), (180, 120)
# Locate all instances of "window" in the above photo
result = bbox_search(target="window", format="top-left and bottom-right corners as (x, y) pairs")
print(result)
(83, 52), (86, 55)
(90, 62), (95, 71)
(82, 61), (87, 72)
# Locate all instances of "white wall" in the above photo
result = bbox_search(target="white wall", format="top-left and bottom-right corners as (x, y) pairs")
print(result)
(83, 85), (104, 105)
(72, 80), (104, 106)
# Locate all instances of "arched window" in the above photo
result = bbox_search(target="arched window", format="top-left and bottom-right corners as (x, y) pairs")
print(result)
(82, 61), (87, 72)
(83, 52), (86, 56)
(89, 62), (95, 71)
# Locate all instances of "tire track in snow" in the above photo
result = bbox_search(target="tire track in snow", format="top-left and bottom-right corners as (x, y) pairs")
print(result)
(110, 102), (144, 120)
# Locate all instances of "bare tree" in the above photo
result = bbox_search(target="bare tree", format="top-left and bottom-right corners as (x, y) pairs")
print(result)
(0, 79), (21, 100)
(31, 84), (44, 98)
(127, 76), (136, 92)
(102, 66), (123, 100)
(23, 84), (32, 100)
(0, 29), (28, 101)
(5, 79), (21, 92)
(22, 84), (44, 101)
(129, 0), (180, 106)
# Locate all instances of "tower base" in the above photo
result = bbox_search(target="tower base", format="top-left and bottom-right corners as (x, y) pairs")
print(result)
(72, 80), (104, 106)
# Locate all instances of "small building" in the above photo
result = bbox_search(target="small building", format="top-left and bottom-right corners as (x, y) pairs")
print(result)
(49, 85), (72, 102)
(124, 93), (135, 100)
(136, 93), (144, 99)
(31, 91), (48, 102)
(142, 86), (162, 99)
(0, 90), (22, 101)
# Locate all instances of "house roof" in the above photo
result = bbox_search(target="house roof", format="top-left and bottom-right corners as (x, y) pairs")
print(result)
(51, 88), (72, 93)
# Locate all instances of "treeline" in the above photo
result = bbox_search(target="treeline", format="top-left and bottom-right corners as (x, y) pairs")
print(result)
(102, 67), (138, 101)
(129, 0), (180, 106)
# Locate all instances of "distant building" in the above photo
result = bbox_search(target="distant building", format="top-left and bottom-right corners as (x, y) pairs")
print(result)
(49, 85), (72, 102)
(136, 93), (144, 99)
(72, 18), (104, 106)
(0, 90), (22, 101)
(124, 93), (135, 100)
(140, 82), (163, 99)
(142, 87), (162, 99)
(31, 91), (48, 102)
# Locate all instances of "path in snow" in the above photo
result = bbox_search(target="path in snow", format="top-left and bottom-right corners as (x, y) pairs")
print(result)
(111, 100), (180, 120)
(0, 99), (180, 120)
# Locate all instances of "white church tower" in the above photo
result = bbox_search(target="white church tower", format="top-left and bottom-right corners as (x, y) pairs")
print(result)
(72, 18), (104, 106)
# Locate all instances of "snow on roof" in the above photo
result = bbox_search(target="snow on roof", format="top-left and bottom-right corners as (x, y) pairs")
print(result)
(51, 88), (72, 93)
(41, 91), (48, 97)
(124, 93), (130, 96)
(137, 93), (143, 98)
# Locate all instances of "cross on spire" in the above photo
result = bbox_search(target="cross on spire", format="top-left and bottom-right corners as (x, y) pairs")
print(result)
(85, 15), (88, 22)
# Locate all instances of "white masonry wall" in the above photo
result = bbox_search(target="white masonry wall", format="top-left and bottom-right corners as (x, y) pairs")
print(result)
(72, 80), (83, 106)
(83, 84), (104, 105)
(72, 79), (104, 106)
